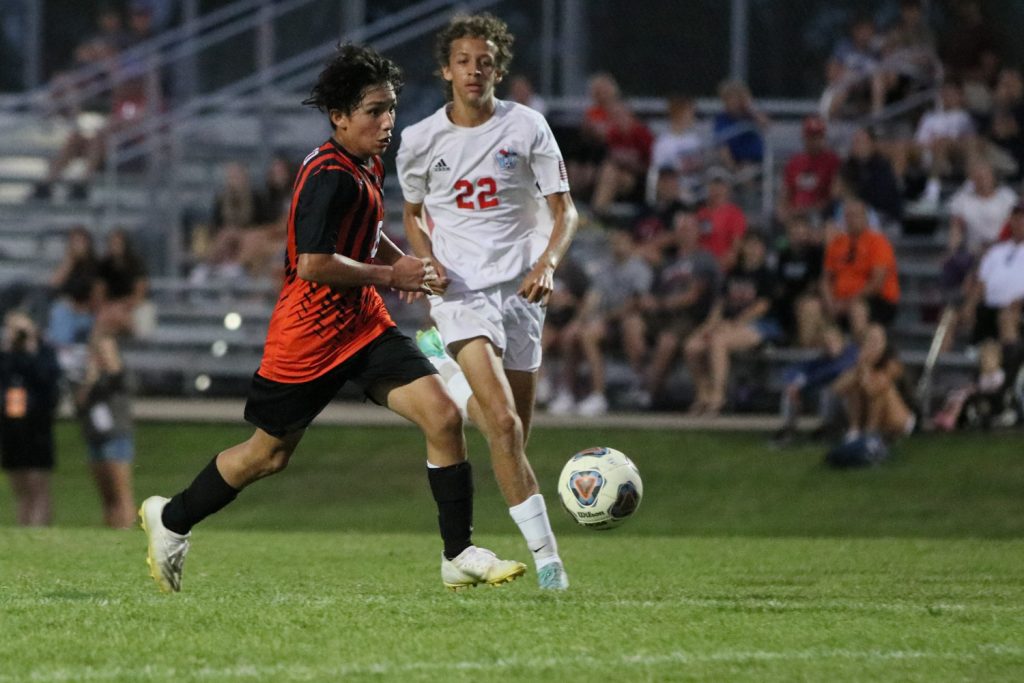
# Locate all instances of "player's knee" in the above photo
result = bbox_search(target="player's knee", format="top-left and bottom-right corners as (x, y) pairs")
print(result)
(487, 407), (521, 438)
(428, 398), (464, 437)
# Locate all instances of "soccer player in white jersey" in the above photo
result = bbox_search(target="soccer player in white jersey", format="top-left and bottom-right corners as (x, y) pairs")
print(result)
(397, 13), (579, 590)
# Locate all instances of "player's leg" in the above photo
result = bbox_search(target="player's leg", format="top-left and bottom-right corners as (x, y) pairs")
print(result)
(374, 372), (525, 590)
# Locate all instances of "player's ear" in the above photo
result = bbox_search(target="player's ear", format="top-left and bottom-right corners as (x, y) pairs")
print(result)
(494, 70), (505, 86)
(329, 109), (347, 131)
(441, 64), (454, 83)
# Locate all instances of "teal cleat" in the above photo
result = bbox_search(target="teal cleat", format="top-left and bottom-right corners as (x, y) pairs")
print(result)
(537, 561), (569, 590)
(416, 327), (447, 359)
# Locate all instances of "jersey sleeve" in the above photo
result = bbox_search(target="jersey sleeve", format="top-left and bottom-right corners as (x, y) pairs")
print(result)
(529, 114), (570, 196)
(293, 166), (359, 254)
(396, 130), (428, 204)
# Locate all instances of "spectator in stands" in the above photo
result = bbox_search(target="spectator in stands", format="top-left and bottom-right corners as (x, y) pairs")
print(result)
(639, 208), (720, 408)
(507, 74), (547, 116)
(684, 232), (777, 415)
(563, 72), (620, 200)
(713, 80), (769, 174)
(125, 0), (157, 47)
(774, 215), (825, 347)
(776, 115), (840, 225)
(962, 202), (1024, 349)
(909, 80), (977, 203)
(983, 67), (1024, 181)
(838, 127), (903, 222)
(939, 0), (1001, 86)
(96, 228), (149, 337)
(235, 154), (296, 284)
(0, 312), (60, 526)
(47, 226), (102, 349)
(74, 333), (136, 529)
(630, 167), (685, 263)
(190, 162), (264, 283)
(822, 16), (881, 120)
(591, 99), (654, 215)
(70, 4), (131, 72)
(259, 154), (296, 224)
(945, 159), (1017, 289)
(650, 95), (704, 202)
(831, 323), (915, 443)
(537, 257), (590, 409)
(821, 198), (901, 341)
(547, 230), (653, 417)
(697, 171), (747, 272)
(772, 324), (858, 446)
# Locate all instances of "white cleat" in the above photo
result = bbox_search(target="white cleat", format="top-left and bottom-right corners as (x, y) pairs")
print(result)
(537, 560), (569, 590)
(441, 545), (527, 591)
(139, 496), (190, 593)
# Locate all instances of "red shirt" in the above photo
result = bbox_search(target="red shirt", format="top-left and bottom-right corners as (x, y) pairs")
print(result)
(696, 202), (747, 261)
(258, 140), (394, 383)
(605, 119), (654, 168)
(783, 150), (840, 211)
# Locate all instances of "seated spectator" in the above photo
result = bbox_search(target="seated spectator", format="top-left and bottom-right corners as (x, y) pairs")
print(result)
(190, 162), (265, 283)
(983, 67), (1024, 181)
(776, 116), (840, 225)
(636, 210), (720, 407)
(838, 127), (903, 222)
(538, 257), (590, 409)
(773, 216), (825, 347)
(547, 231), (653, 416)
(713, 80), (769, 174)
(822, 16), (882, 120)
(684, 232), (777, 415)
(630, 168), (686, 263)
(697, 171), (747, 272)
(96, 229), (149, 337)
(563, 72), (620, 200)
(821, 198), (901, 341)
(905, 80), (977, 202)
(962, 202), (1024, 349)
(772, 324), (859, 445)
(237, 154), (296, 283)
(506, 74), (547, 116)
(649, 95), (704, 202)
(944, 160), (1017, 290)
(831, 323), (915, 443)
(47, 227), (102, 352)
(939, 0), (999, 86)
(591, 100), (654, 215)
(874, 0), (938, 117)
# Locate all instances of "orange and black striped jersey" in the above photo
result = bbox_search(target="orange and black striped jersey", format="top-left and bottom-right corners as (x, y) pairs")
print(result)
(258, 139), (395, 383)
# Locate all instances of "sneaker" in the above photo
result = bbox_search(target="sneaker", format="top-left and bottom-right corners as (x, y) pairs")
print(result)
(576, 392), (608, 417)
(547, 390), (575, 415)
(441, 545), (527, 591)
(416, 327), (447, 359)
(138, 496), (190, 593)
(537, 560), (569, 590)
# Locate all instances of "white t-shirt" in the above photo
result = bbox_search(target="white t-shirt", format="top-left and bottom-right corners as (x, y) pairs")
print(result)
(651, 129), (704, 175)
(397, 99), (570, 291)
(948, 184), (1018, 253)
(915, 108), (974, 145)
(979, 240), (1024, 307)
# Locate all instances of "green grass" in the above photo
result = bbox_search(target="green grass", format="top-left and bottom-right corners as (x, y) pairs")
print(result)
(2, 422), (1024, 681)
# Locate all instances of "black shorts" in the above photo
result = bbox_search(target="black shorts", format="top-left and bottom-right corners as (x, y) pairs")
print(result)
(1, 427), (55, 471)
(867, 296), (898, 327)
(971, 305), (1000, 345)
(243, 327), (437, 438)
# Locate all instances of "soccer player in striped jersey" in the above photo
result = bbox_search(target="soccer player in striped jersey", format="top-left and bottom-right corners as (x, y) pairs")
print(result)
(397, 14), (579, 589)
(139, 44), (525, 594)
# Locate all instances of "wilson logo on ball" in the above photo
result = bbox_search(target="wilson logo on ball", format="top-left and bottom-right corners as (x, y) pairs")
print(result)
(568, 470), (604, 506)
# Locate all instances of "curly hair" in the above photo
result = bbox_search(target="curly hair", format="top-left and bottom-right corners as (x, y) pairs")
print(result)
(302, 43), (404, 128)
(433, 13), (514, 101)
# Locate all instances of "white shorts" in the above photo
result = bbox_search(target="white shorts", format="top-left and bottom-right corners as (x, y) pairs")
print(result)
(428, 279), (545, 372)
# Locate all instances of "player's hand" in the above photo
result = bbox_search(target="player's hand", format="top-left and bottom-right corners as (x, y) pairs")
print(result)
(390, 255), (434, 293)
(426, 258), (450, 296)
(518, 261), (556, 304)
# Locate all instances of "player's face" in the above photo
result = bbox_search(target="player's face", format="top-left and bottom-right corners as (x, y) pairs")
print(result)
(443, 37), (502, 106)
(330, 84), (397, 160)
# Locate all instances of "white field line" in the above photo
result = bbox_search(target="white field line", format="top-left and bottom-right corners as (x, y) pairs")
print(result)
(5, 645), (1024, 682)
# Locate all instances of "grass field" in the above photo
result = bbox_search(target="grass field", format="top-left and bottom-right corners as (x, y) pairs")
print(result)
(2, 421), (1024, 681)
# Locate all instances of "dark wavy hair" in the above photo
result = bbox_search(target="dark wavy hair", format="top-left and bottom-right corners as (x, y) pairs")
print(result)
(433, 13), (514, 101)
(302, 43), (404, 128)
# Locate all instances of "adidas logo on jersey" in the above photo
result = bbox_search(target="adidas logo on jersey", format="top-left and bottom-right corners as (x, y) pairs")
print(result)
(432, 158), (450, 173)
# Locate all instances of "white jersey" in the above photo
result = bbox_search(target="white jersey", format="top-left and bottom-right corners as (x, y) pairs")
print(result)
(397, 99), (570, 291)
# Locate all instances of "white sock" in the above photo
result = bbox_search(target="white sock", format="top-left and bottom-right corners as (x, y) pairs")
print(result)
(425, 355), (472, 419)
(509, 493), (560, 569)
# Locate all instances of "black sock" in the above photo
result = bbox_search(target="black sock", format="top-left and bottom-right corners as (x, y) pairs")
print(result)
(161, 456), (239, 535)
(427, 461), (474, 560)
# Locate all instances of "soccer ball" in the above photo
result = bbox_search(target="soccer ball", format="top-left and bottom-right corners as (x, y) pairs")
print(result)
(557, 447), (643, 530)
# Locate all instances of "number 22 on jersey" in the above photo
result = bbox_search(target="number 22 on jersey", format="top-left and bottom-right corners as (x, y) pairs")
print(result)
(454, 177), (500, 210)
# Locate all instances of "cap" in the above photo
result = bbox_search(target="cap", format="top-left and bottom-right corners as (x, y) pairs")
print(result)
(803, 115), (826, 136)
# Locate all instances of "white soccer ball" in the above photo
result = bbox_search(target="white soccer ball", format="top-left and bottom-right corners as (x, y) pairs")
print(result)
(557, 447), (643, 530)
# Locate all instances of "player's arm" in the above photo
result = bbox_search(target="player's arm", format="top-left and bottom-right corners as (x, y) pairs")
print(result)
(402, 201), (450, 294)
(297, 252), (433, 293)
(518, 191), (579, 303)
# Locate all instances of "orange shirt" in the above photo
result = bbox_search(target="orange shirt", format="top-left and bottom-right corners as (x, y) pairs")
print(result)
(258, 140), (394, 383)
(824, 229), (900, 303)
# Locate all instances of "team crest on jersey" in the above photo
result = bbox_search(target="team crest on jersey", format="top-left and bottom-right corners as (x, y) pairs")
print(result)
(494, 147), (519, 171)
